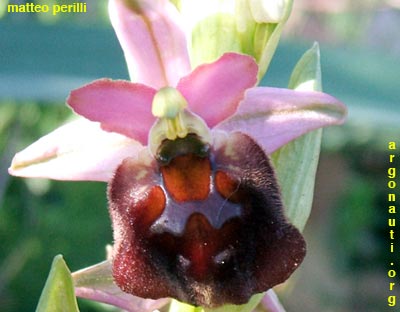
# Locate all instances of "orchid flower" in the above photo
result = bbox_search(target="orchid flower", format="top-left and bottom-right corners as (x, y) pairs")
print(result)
(9, 0), (347, 311)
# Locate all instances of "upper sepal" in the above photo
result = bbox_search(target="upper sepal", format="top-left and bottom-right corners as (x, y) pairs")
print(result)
(109, 0), (191, 88)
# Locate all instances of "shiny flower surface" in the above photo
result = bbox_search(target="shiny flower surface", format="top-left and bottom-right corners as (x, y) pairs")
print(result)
(8, 0), (347, 309)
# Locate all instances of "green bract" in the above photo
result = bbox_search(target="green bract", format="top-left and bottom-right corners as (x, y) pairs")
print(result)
(36, 255), (79, 312)
(271, 42), (323, 231)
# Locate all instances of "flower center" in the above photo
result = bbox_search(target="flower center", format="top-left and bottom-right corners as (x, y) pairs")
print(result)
(151, 87), (189, 140)
(149, 87), (211, 157)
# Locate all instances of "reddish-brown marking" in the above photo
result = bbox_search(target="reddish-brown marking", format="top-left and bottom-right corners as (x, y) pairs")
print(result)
(182, 214), (216, 280)
(161, 154), (211, 202)
(135, 186), (166, 229)
(215, 170), (240, 203)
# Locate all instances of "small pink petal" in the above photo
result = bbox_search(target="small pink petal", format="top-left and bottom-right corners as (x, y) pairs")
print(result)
(217, 87), (347, 154)
(9, 119), (143, 182)
(177, 53), (258, 127)
(67, 79), (156, 144)
(109, 0), (191, 89)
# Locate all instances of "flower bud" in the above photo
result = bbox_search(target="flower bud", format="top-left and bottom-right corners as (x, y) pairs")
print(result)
(248, 0), (286, 23)
(176, 0), (293, 79)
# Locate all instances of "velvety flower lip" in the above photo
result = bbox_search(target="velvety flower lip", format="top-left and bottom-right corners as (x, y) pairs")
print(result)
(108, 130), (307, 308)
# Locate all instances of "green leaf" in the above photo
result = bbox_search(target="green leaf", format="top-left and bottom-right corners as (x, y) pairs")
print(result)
(271, 42), (323, 231)
(36, 255), (79, 312)
(287, 42), (322, 91)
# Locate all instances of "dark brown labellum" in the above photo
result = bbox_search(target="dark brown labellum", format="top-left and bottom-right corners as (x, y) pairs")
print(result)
(108, 131), (306, 308)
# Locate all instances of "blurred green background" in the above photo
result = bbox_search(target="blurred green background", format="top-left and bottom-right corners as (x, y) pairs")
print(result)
(1, 0), (399, 311)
